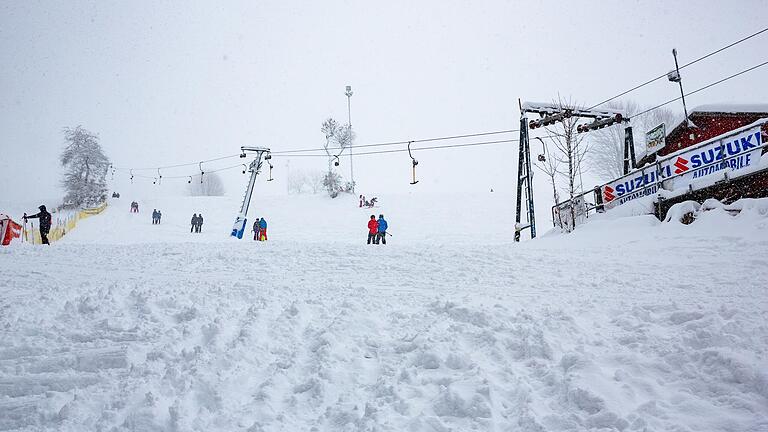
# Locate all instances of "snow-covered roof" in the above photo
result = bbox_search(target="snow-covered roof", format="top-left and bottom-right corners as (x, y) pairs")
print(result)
(665, 104), (768, 136)
(690, 104), (768, 114)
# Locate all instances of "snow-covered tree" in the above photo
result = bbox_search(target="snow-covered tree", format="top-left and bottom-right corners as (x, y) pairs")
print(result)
(320, 117), (354, 198)
(323, 170), (343, 198)
(60, 126), (110, 207)
(587, 100), (678, 181)
(188, 172), (225, 196)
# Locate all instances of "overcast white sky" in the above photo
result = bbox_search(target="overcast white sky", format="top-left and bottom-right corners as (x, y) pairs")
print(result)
(1, 0), (767, 220)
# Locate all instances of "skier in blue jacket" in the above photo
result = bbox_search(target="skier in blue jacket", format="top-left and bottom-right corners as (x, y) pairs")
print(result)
(258, 217), (268, 241)
(376, 214), (388, 245)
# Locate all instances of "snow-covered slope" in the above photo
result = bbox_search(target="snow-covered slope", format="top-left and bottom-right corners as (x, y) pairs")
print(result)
(62, 191), (515, 245)
(2, 193), (768, 432)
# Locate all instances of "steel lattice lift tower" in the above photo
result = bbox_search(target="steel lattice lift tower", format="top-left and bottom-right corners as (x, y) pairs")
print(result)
(515, 111), (535, 242)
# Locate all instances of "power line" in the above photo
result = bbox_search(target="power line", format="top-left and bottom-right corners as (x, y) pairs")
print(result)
(633, 59), (768, 118)
(588, 26), (768, 110)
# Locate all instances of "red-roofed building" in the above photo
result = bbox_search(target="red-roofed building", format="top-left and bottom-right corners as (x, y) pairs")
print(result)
(639, 104), (768, 166)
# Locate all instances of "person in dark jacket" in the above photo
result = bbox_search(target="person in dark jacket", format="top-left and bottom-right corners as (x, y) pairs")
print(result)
(24, 205), (52, 245)
(376, 214), (388, 245)
(258, 217), (267, 241)
(157, 210), (161, 224)
(196, 214), (204, 233)
(367, 215), (378, 244)
(152, 209), (158, 224)
(253, 218), (260, 241)
(191, 213), (197, 233)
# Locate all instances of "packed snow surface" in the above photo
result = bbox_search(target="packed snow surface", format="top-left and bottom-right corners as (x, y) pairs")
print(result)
(2, 193), (768, 431)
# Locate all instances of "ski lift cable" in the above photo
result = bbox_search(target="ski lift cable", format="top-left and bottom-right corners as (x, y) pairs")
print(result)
(270, 138), (520, 158)
(112, 128), (520, 172)
(632, 59), (768, 118)
(127, 163), (251, 183)
(113, 153), (241, 172)
(587, 26), (768, 110)
(270, 128), (520, 155)
(116, 136), (526, 183)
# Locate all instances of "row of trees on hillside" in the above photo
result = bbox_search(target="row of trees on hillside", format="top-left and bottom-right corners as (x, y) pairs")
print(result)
(287, 169), (326, 194)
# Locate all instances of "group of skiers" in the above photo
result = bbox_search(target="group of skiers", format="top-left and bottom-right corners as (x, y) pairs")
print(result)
(190, 213), (204, 233)
(20, 201), (389, 246)
(252, 217), (268, 241)
(367, 214), (388, 244)
(359, 195), (378, 208)
(129, 201), (139, 213)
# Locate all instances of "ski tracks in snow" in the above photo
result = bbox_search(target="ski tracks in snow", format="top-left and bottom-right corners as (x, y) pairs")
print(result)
(1, 235), (767, 431)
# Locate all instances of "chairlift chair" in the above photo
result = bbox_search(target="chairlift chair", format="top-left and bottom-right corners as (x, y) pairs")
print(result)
(407, 141), (419, 185)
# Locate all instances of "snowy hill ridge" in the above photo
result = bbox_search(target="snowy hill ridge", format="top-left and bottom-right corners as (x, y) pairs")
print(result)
(1, 193), (768, 431)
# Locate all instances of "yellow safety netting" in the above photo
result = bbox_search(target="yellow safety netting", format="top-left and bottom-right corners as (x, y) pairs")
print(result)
(24, 202), (108, 244)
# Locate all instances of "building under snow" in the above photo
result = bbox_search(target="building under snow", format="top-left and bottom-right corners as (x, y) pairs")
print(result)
(638, 104), (768, 166)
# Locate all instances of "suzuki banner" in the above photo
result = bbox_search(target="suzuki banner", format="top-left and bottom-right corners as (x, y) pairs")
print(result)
(601, 122), (765, 210)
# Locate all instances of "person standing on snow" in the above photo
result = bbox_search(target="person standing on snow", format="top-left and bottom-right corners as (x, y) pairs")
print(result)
(376, 214), (388, 245)
(190, 213), (197, 233)
(253, 218), (261, 241)
(196, 214), (204, 233)
(367, 215), (378, 245)
(157, 210), (162, 224)
(24, 205), (52, 245)
(258, 217), (267, 241)
(152, 209), (158, 224)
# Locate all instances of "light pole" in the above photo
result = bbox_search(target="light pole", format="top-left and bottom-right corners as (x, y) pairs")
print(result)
(345, 85), (355, 193)
(668, 48), (691, 128)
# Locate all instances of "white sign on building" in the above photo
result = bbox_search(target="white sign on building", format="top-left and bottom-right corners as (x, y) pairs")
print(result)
(646, 123), (666, 154)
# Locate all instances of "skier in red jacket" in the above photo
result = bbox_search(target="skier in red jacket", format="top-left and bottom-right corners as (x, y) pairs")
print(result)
(367, 215), (378, 244)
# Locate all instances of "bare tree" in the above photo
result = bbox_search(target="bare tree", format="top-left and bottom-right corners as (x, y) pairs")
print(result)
(188, 172), (225, 196)
(532, 137), (562, 225)
(544, 97), (588, 202)
(588, 100), (678, 181)
(60, 126), (110, 207)
(287, 170), (307, 194)
(307, 170), (325, 194)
